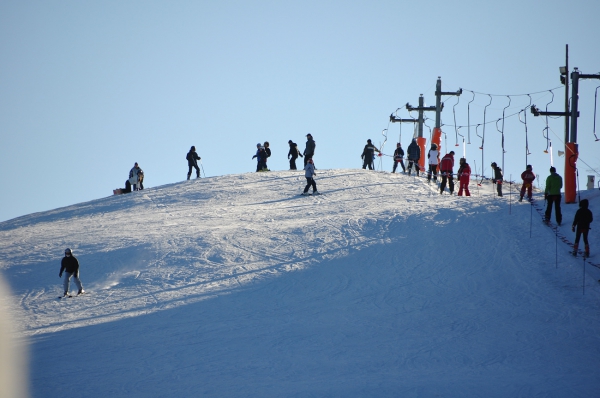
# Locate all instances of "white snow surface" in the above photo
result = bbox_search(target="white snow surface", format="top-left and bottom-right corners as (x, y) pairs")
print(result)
(1, 169), (600, 397)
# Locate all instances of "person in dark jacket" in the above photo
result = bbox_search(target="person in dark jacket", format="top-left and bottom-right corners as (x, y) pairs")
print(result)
(491, 162), (503, 196)
(392, 143), (405, 173)
(572, 199), (593, 257)
(439, 151), (455, 194)
(252, 143), (267, 172)
(361, 139), (380, 170)
(303, 134), (316, 167)
(544, 166), (563, 224)
(59, 248), (84, 297)
(288, 140), (303, 170)
(406, 138), (421, 176)
(186, 146), (201, 180)
(263, 141), (271, 171)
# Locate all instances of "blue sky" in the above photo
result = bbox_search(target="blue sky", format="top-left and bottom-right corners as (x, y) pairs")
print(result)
(1, 0), (599, 222)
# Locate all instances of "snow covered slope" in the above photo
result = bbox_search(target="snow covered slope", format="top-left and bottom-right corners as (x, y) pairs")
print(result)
(1, 169), (599, 397)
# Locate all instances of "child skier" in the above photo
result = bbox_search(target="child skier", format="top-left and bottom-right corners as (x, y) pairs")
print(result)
(457, 158), (471, 196)
(491, 162), (503, 196)
(519, 165), (535, 202)
(302, 158), (319, 195)
(571, 199), (593, 257)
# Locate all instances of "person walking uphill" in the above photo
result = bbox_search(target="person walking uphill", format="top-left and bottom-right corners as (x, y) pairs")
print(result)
(406, 138), (421, 176)
(186, 146), (201, 180)
(302, 158), (320, 195)
(439, 151), (455, 195)
(59, 248), (84, 297)
(544, 166), (563, 225)
(303, 134), (316, 167)
(392, 143), (406, 173)
(519, 165), (535, 202)
(491, 162), (503, 196)
(288, 140), (303, 170)
(571, 199), (593, 257)
(457, 158), (471, 196)
(361, 139), (380, 170)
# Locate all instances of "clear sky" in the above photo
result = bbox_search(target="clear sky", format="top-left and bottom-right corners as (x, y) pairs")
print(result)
(1, 0), (599, 222)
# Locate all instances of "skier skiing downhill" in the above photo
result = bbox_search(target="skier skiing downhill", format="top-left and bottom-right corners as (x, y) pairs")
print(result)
(572, 199), (593, 257)
(302, 158), (319, 195)
(439, 151), (455, 195)
(392, 143), (406, 173)
(519, 165), (535, 202)
(59, 248), (84, 297)
(406, 138), (421, 176)
(456, 158), (471, 196)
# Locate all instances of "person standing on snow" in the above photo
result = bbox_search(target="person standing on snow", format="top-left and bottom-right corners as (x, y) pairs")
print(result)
(361, 139), (380, 170)
(303, 134), (316, 167)
(59, 248), (84, 297)
(186, 146), (201, 180)
(129, 162), (143, 191)
(439, 151), (455, 195)
(491, 162), (503, 197)
(544, 166), (563, 225)
(571, 199), (593, 257)
(456, 157), (471, 196)
(406, 138), (421, 176)
(302, 158), (320, 195)
(288, 140), (303, 170)
(263, 141), (271, 171)
(427, 143), (440, 183)
(392, 142), (406, 173)
(519, 164), (535, 202)
(252, 143), (267, 172)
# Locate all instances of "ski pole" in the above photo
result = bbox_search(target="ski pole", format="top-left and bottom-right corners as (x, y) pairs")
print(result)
(199, 159), (206, 178)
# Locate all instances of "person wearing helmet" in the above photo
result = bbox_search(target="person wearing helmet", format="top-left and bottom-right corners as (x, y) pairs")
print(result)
(392, 143), (405, 173)
(572, 199), (593, 257)
(302, 158), (320, 195)
(427, 143), (440, 183)
(491, 162), (503, 196)
(519, 165), (535, 202)
(457, 158), (471, 196)
(303, 134), (316, 167)
(406, 138), (421, 176)
(59, 248), (84, 297)
(361, 139), (380, 170)
(288, 140), (303, 170)
(252, 143), (267, 172)
(186, 146), (201, 180)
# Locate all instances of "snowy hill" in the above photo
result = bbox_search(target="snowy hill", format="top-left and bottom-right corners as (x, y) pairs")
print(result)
(1, 169), (600, 397)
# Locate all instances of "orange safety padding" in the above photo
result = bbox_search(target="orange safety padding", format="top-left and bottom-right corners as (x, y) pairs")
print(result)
(432, 127), (442, 155)
(417, 137), (427, 172)
(564, 142), (578, 204)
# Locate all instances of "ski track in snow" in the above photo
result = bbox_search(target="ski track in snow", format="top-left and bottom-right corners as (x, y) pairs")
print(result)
(1, 169), (600, 397)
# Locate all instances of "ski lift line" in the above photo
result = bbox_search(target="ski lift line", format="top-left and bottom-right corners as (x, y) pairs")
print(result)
(544, 124), (600, 177)
(461, 85), (563, 97)
(445, 104), (536, 129)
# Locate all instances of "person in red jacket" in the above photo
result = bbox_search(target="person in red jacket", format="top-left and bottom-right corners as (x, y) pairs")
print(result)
(519, 165), (535, 202)
(457, 158), (471, 196)
(439, 151), (455, 195)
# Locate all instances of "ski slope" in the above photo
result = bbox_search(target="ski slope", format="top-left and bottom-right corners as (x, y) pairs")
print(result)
(1, 169), (599, 397)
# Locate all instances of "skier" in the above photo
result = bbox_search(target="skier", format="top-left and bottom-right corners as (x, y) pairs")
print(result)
(457, 158), (471, 196)
(491, 162), (503, 196)
(129, 162), (143, 191)
(519, 165), (535, 202)
(302, 158), (319, 195)
(439, 151), (455, 195)
(252, 143), (267, 172)
(59, 248), (84, 297)
(392, 143), (406, 173)
(544, 166), (563, 225)
(427, 143), (440, 183)
(186, 146), (201, 180)
(288, 140), (303, 170)
(571, 199), (593, 257)
(263, 141), (271, 171)
(303, 134), (316, 167)
(406, 138), (421, 176)
(361, 139), (380, 170)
